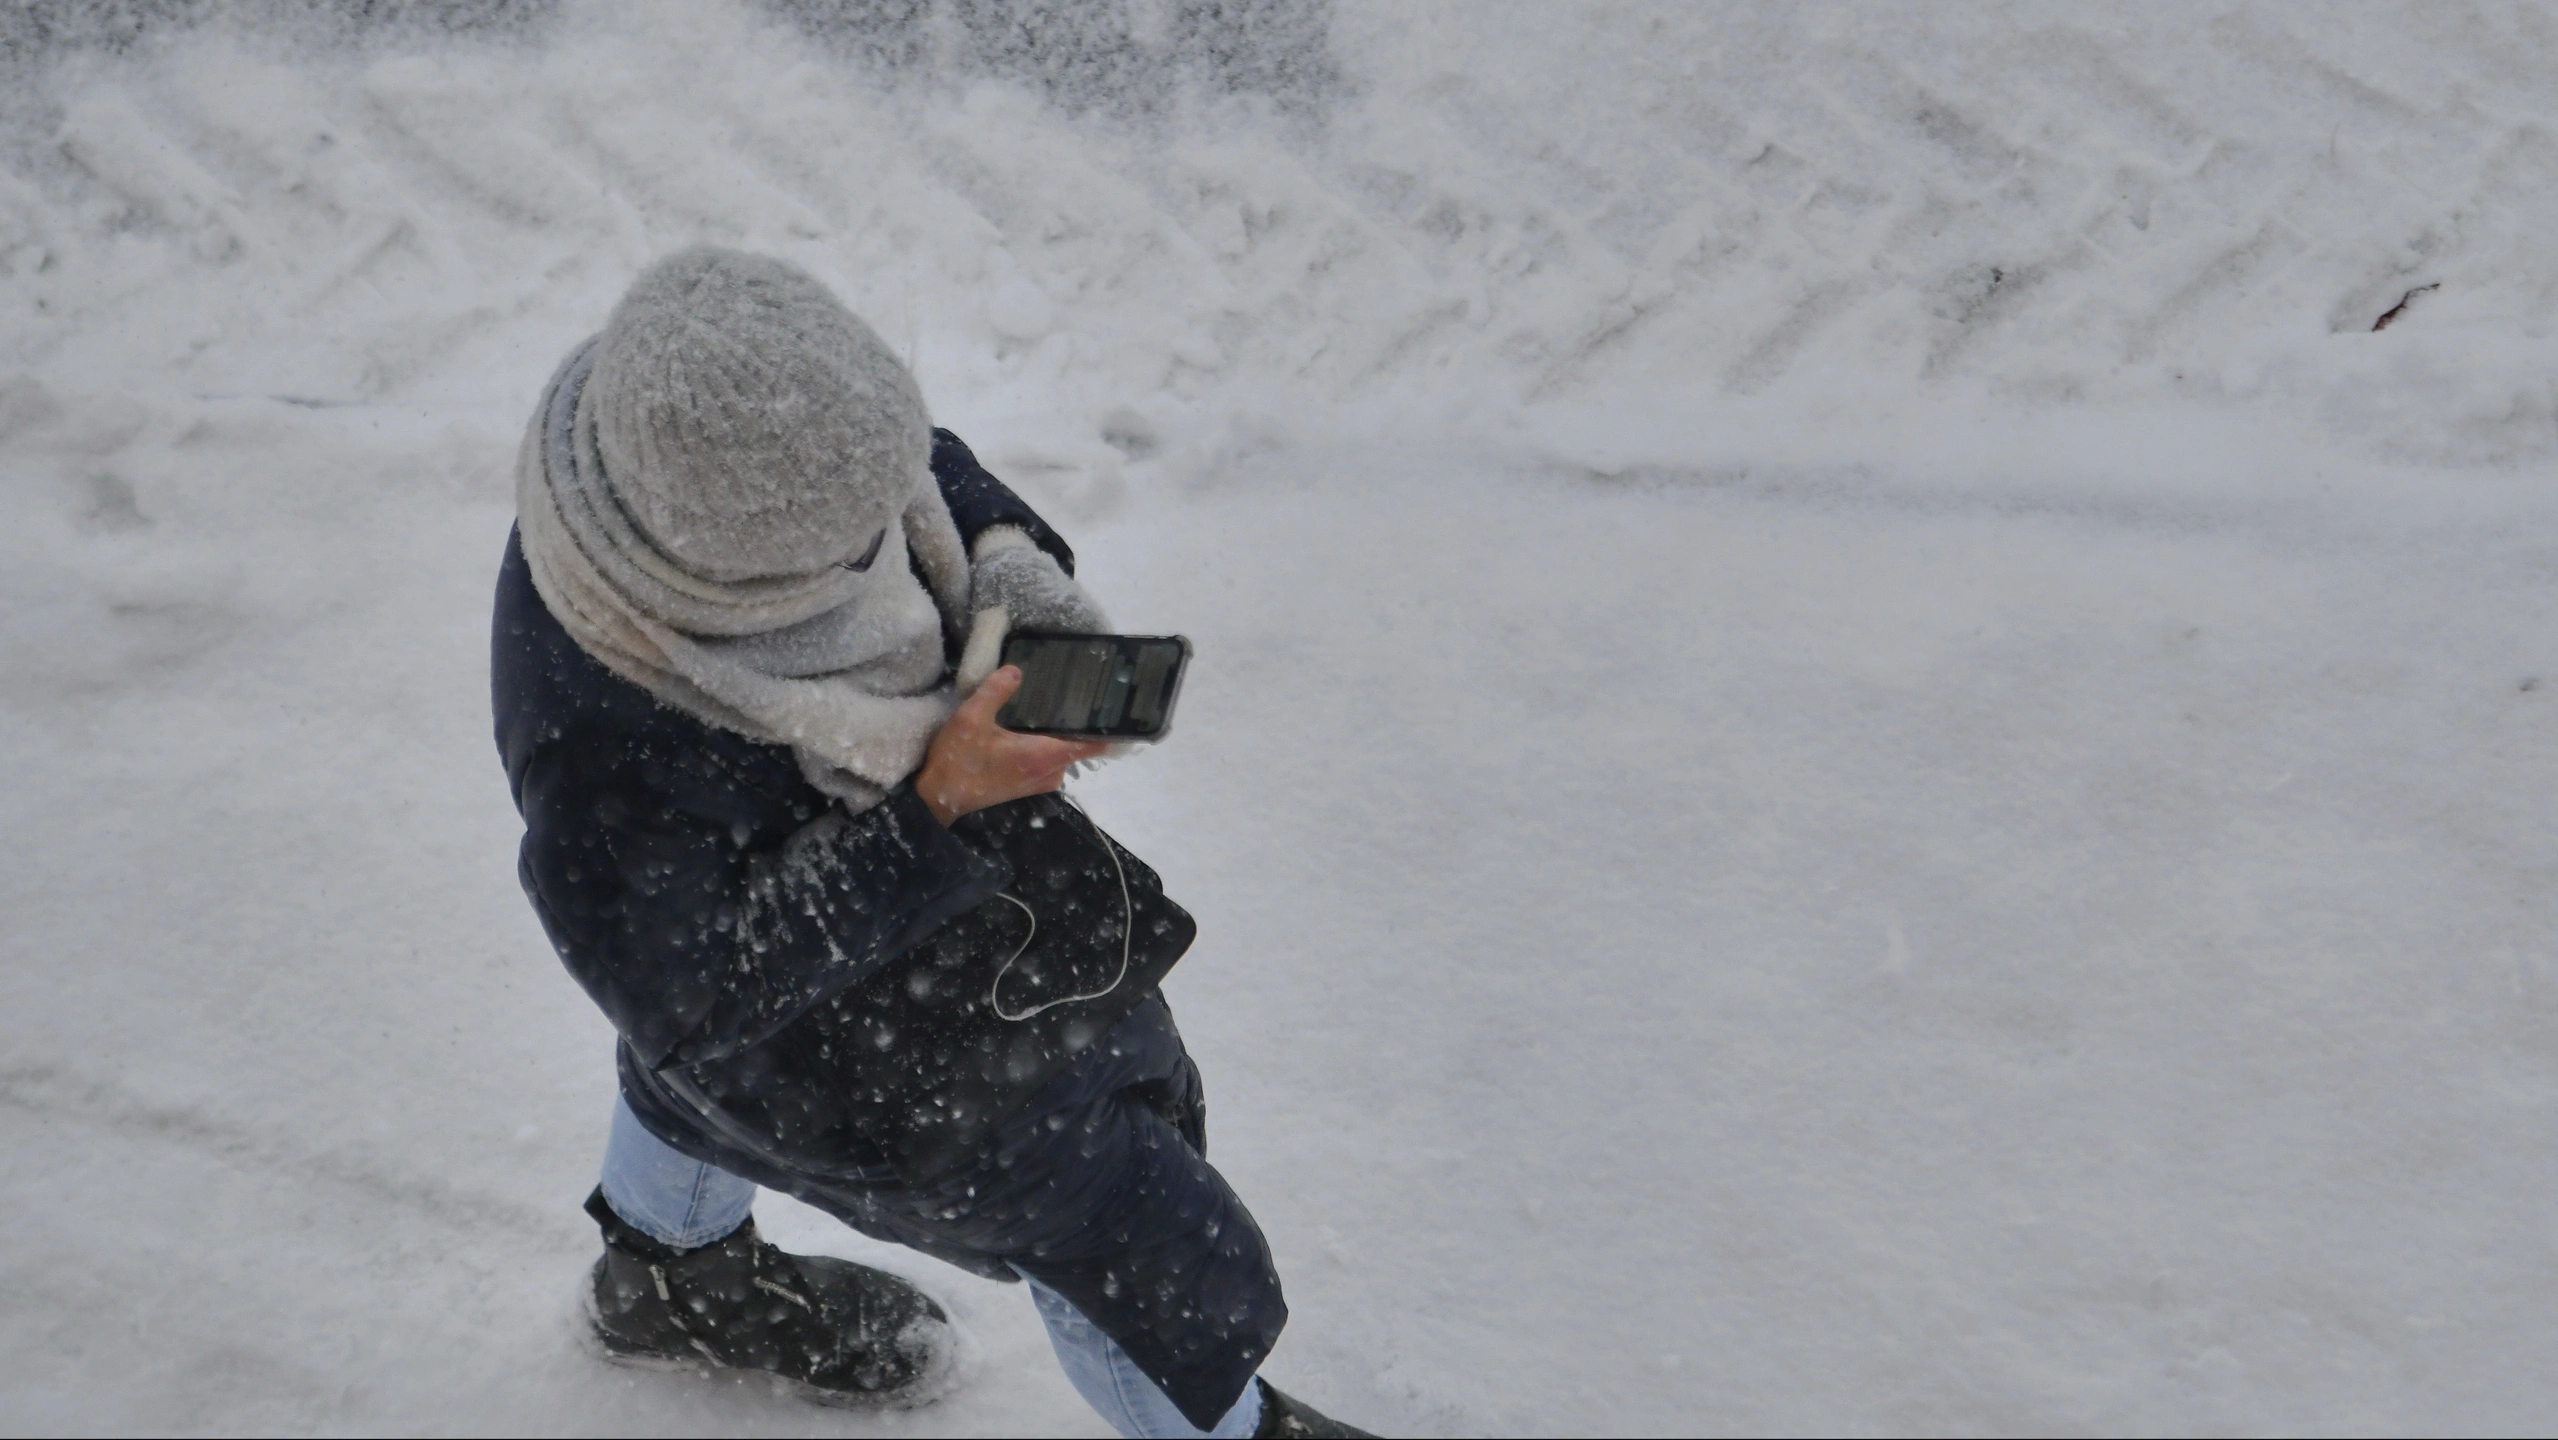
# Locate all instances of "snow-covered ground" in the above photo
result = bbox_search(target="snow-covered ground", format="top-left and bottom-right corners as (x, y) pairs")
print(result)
(6, 2), (2558, 1433)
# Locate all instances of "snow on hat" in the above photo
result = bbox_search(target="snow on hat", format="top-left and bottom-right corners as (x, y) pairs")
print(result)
(586, 245), (929, 584)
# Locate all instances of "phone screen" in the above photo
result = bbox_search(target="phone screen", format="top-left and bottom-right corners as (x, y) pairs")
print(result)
(996, 632), (1192, 741)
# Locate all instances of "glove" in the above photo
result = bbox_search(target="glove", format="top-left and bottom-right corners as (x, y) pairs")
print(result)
(968, 526), (1109, 635)
(956, 526), (1110, 693)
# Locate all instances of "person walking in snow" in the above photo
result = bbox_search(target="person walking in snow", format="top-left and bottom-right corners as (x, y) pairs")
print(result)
(489, 246), (1366, 1440)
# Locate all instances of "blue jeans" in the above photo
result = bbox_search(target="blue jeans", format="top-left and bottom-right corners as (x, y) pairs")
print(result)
(599, 1096), (1263, 1439)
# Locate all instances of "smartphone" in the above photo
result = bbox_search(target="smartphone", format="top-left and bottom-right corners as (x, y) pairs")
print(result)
(996, 631), (1193, 741)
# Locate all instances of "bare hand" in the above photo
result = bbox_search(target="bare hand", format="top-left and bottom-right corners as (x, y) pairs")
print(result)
(915, 666), (1109, 826)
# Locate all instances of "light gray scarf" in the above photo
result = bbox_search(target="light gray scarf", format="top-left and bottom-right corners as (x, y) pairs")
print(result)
(516, 338), (975, 811)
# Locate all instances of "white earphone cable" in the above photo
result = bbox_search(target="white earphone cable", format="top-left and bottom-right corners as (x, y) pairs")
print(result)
(987, 793), (1133, 1022)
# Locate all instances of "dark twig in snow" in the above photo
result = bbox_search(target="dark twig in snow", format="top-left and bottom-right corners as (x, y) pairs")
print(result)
(2371, 283), (2439, 331)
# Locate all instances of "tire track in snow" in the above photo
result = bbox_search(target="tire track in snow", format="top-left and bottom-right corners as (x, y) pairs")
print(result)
(0, 1063), (566, 1243)
(11, 5), (2558, 461)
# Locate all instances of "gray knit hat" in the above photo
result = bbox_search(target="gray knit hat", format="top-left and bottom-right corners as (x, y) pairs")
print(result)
(587, 246), (928, 584)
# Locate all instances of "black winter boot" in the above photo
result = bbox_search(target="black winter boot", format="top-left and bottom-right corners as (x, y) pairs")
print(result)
(1255, 1379), (1378, 1438)
(583, 1188), (956, 1403)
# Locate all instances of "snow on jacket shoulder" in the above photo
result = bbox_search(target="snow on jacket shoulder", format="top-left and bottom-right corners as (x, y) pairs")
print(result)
(492, 429), (1075, 1068)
